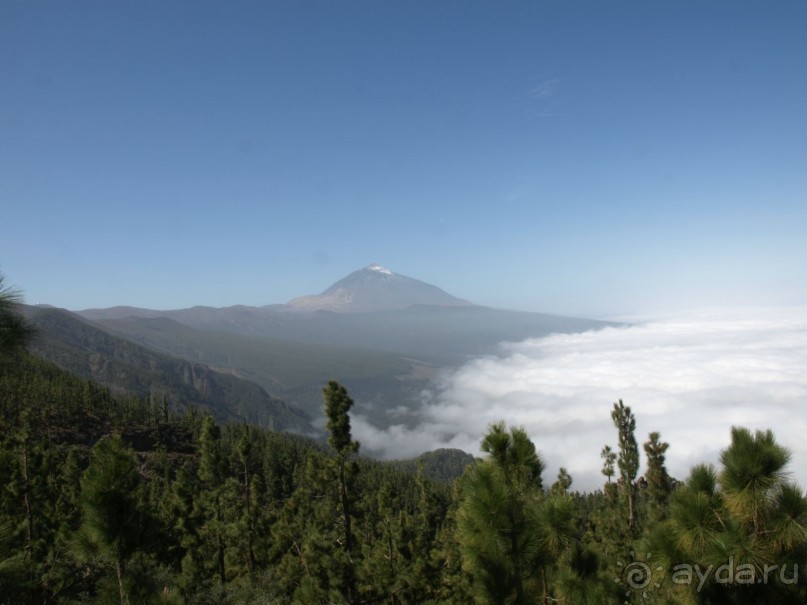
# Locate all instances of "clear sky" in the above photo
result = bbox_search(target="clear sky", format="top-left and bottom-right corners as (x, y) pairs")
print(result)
(2, 1), (806, 317)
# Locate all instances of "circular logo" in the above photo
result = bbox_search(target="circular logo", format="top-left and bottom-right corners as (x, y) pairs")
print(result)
(624, 560), (652, 589)
(616, 552), (663, 600)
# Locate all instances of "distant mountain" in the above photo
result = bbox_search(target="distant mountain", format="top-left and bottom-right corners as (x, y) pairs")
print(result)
(76, 264), (620, 433)
(24, 306), (310, 432)
(285, 264), (472, 312)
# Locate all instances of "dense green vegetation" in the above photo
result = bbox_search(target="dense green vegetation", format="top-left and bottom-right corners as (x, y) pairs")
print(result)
(2, 288), (807, 604)
(0, 351), (458, 604)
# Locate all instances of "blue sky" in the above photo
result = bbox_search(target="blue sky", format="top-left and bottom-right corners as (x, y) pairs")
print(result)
(2, 1), (806, 317)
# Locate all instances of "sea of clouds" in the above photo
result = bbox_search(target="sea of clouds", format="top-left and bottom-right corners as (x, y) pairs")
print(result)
(352, 307), (807, 492)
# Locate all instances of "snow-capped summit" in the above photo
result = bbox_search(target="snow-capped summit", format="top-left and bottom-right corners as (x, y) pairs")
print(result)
(285, 264), (472, 313)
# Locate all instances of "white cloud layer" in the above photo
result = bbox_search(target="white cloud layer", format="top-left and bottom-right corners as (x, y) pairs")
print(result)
(352, 307), (807, 492)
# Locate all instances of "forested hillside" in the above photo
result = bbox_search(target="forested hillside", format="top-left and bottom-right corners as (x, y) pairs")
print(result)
(2, 291), (806, 604)
(23, 306), (310, 432)
(0, 352), (459, 604)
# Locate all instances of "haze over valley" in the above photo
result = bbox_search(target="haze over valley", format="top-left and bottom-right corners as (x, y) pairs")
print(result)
(21, 264), (807, 493)
(29, 263), (612, 432)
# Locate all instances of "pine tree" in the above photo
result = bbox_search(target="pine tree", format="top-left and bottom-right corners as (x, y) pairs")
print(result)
(720, 427), (792, 534)
(643, 428), (807, 604)
(550, 467), (573, 496)
(363, 481), (406, 602)
(407, 463), (447, 602)
(536, 494), (577, 604)
(0, 274), (35, 357)
(600, 445), (616, 484)
(610, 400), (639, 532)
(323, 380), (361, 604)
(236, 428), (257, 573)
(456, 421), (545, 605)
(269, 451), (333, 603)
(79, 435), (143, 605)
(643, 431), (672, 510)
(197, 415), (228, 585)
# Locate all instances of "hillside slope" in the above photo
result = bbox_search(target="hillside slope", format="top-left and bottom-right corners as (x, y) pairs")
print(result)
(24, 306), (310, 431)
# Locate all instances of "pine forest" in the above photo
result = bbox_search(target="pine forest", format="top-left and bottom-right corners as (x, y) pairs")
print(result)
(2, 287), (806, 605)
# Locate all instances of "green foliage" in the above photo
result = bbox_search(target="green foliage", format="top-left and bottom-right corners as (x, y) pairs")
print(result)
(644, 431), (673, 522)
(323, 380), (359, 457)
(641, 429), (807, 604)
(550, 467), (573, 496)
(719, 427), (791, 530)
(600, 444), (616, 483)
(79, 436), (143, 564)
(322, 380), (360, 603)
(456, 422), (547, 604)
(0, 274), (35, 356)
(2, 345), (804, 605)
(611, 399), (640, 532)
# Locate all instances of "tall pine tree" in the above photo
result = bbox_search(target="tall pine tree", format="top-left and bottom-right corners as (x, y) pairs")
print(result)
(610, 400), (639, 532)
(323, 380), (361, 604)
(456, 421), (545, 605)
(79, 435), (143, 605)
